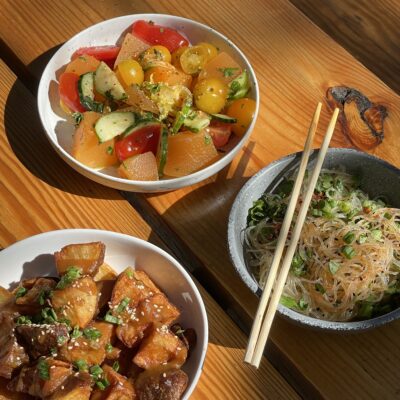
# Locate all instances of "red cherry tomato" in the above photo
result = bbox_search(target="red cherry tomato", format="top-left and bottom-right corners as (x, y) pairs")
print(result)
(58, 72), (85, 113)
(132, 20), (189, 53)
(115, 124), (161, 161)
(72, 46), (120, 68)
(207, 121), (232, 149)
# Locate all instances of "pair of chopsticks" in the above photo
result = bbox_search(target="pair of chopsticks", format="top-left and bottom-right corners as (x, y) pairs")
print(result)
(245, 103), (339, 368)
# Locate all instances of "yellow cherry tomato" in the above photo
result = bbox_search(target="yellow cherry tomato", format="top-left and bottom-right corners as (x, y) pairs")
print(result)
(116, 59), (144, 86)
(197, 42), (218, 62)
(142, 45), (172, 64)
(226, 98), (256, 137)
(180, 45), (209, 75)
(193, 78), (228, 114)
(171, 46), (188, 69)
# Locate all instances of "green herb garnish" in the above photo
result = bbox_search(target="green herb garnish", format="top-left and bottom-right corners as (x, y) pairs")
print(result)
(16, 315), (32, 325)
(105, 343), (113, 353)
(56, 267), (81, 289)
(112, 361), (120, 372)
(74, 359), (88, 372)
(315, 283), (326, 294)
(116, 297), (130, 313)
(104, 312), (122, 325)
(15, 287), (27, 299)
(72, 112), (83, 126)
(83, 327), (102, 340)
(328, 261), (341, 275)
(37, 358), (50, 380)
(343, 232), (355, 244)
(342, 245), (356, 259)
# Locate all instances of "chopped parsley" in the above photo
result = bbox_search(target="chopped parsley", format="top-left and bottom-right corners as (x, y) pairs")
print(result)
(204, 134), (212, 145)
(56, 267), (81, 289)
(71, 112), (83, 126)
(106, 146), (113, 155)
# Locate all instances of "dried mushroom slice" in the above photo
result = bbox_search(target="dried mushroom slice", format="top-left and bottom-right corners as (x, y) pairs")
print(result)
(48, 372), (92, 400)
(0, 311), (29, 379)
(52, 276), (98, 328)
(54, 242), (106, 277)
(15, 322), (70, 359)
(135, 368), (188, 400)
(326, 86), (388, 150)
(133, 325), (187, 370)
(8, 357), (72, 398)
(59, 321), (113, 366)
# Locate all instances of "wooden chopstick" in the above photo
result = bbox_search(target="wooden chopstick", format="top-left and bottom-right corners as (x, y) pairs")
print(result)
(244, 102), (322, 364)
(250, 107), (340, 368)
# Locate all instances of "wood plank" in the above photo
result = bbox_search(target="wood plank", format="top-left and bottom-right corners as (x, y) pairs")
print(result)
(290, 0), (400, 94)
(1, 1), (400, 398)
(0, 61), (298, 400)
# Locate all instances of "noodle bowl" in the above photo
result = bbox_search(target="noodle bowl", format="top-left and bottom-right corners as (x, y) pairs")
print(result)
(245, 170), (400, 322)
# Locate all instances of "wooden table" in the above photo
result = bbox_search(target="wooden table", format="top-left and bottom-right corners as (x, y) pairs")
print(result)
(0, 0), (399, 398)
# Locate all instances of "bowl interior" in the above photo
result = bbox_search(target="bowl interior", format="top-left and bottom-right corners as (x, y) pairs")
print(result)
(37, 14), (259, 192)
(228, 148), (400, 330)
(0, 229), (208, 399)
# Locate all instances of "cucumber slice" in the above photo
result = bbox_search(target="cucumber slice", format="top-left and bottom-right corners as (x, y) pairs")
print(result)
(157, 127), (168, 177)
(228, 70), (250, 100)
(95, 112), (135, 143)
(94, 61), (127, 101)
(211, 113), (237, 123)
(78, 72), (104, 112)
(183, 111), (210, 133)
(122, 121), (160, 138)
(172, 100), (192, 134)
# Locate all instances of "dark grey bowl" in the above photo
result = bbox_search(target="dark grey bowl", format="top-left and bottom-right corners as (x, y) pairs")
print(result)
(228, 148), (400, 331)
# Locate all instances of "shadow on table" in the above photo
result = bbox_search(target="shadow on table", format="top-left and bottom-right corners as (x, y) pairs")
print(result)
(3, 45), (120, 200)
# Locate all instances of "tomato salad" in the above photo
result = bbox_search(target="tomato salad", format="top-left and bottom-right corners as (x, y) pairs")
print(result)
(59, 20), (256, 181)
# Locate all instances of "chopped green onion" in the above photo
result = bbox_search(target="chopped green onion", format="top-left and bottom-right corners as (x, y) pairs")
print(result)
(37, 358), (50, 380)
(342, 245), (356, 259)
(339, 201), (351, 213)
(15, 287), (27, 299)
(104, 312), (122, 325)
(125, 269), (134, 279)
(298, 298), (308, 310)
(105, 343), (113, 353)
(112, 361), (120, 372)
(315, 283), (326, 294)
(291, 253), (306, 276)
(96, 378), (110, 390)
(83, 327), (102, 340)
(329, 261), (341, 275)
(384, 212), (392, 219)
(56, 267), (81, 290)
(371, 229), (382, 240)
(71, 326), (82, 339)
(90, 365), (103, 379)
(280, 296), (300, 310)
(343, 232), (355, 244)
(16, 315), (32, 325)
(116, 297), (131, 313)
(74, 359), (88, 372)
(357, 233), (368, 244)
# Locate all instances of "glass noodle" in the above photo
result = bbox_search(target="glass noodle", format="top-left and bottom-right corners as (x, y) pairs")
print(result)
(245, 169), (400, 321)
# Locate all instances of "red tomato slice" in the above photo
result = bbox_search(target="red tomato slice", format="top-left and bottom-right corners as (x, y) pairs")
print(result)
(132, 20), (189, 53)
(207, 122), (232, 149)
(72, 46), (120, 68)
(58, 72), (85, 113)
(115, 124), (161, 161)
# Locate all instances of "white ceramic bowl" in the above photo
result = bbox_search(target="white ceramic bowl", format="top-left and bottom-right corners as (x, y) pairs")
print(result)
(37, 14), (259, 192)
(0, 229), (208, 399)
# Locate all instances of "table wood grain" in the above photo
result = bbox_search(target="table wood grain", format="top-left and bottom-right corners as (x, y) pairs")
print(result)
(0, 60), (298, 399)
(1, 0), (400, 398)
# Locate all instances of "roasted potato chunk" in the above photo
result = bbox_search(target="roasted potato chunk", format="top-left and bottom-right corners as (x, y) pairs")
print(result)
(16, 323), (69, 359)
(111, 268), (160, 310)
(54, 242), (105, 277)
(91, 365), (136, 400)
(116, 293), (180, 348)
(59, 321), (113, 366)
(133, 326), (187, 370)
(0, 312), (29, 379)
(94, 263), (118, 282)
(0, 286), (14, 311)
(48, 372), (92, 400)
(135, 368), (188, 400)
(8, 358), (72, 398)
(52, 276), (98, 328)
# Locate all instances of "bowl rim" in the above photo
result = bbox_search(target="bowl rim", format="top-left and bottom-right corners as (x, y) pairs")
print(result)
(228, 147), (400, 331)
(0, 228), (208, 398)
(37, 13), (260, 191)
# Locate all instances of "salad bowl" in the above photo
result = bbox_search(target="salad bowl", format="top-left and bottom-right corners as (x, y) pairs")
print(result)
(37, 14), (259, 192)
